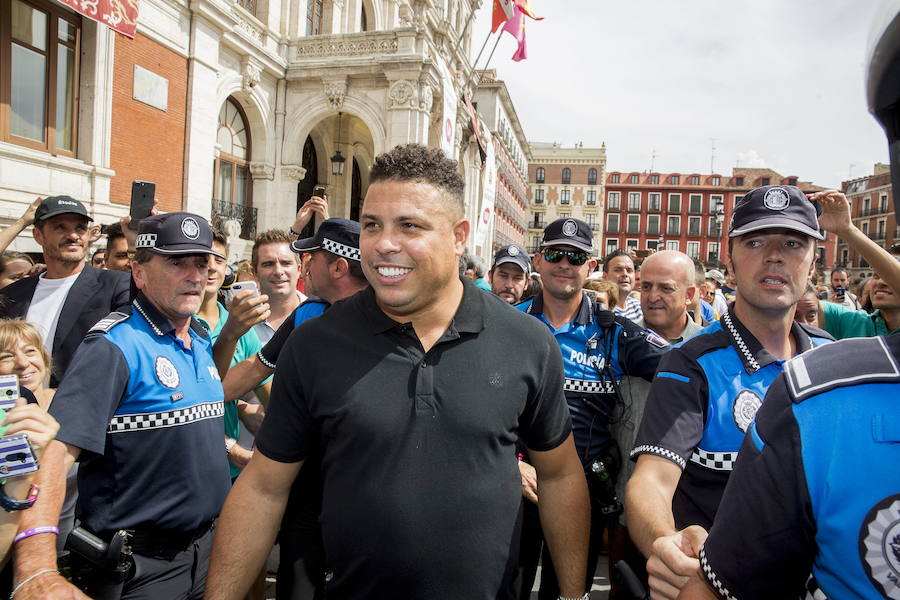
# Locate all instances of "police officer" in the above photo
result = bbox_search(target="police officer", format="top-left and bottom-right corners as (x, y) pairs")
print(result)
(12, 212), (231, 600)
(517, 217), (669, 599)
(678, 335), (900, 599)
(626, 186), (833, 600)
(489, 244), (531, 304)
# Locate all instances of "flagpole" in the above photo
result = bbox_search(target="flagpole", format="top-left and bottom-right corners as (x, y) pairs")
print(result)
(448, 1), (480, 62)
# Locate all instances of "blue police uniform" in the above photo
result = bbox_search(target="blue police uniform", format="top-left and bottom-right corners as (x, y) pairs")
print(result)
(255, 299), (328, 370)
(50, 292), (231, 596)
(699, 335), (900, 599)
(631, 306), (832, 530)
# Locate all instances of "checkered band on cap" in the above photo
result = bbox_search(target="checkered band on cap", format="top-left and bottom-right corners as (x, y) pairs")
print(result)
(630, 444), (687, 470)
(135, 233), (158, 248)
(691, 448), (737, 471)
(322, 237), (360, 261)
(564, 377), (617, 394)
(700, 548), (737, 600)
(107, 401), (224, 433)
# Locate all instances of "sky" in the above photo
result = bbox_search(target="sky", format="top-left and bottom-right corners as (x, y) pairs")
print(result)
(471, 0), (889, 189)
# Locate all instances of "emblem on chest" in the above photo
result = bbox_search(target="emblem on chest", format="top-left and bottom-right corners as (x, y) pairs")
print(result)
(732, 389), (762, 433)
(155, 356), (181, 389)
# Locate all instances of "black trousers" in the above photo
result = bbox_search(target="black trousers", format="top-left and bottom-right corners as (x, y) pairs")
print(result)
(276, 525), (326, 600)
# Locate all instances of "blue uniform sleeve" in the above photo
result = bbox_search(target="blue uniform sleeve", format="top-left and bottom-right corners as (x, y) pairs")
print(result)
(615, 316), (669, 380)
(699, 373), (815, 599)
(49, 334), (129, 456)
(630, 346), (707, 469)
(257, 302), (327, 369)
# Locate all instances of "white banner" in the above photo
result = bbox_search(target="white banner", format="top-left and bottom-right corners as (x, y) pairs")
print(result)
(476, 122), (496, 249)
(437, 59), (458, 159)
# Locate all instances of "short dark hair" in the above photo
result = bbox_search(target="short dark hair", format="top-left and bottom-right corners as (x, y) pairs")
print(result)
(830, 266), (849, 278)
(104, 222), (125, 254)
(601, 249), (631, 273)
(369, 144), (465, 217)
(323, 252), (367, 285)
(133, 248), (155, 264)
(211, 228), (227, 249)
(251, 229), (295, 270)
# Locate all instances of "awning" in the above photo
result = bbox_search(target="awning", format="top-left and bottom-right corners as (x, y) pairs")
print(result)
(55, 0), (139, 38)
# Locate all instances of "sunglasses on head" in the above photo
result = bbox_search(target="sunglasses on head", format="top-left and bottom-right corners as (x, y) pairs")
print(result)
(542, 247), (589, 266)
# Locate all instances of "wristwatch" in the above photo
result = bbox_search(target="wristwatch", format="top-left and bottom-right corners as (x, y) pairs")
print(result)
(225, 438), (237, 456)
(558, 594), (590, 600)
(0, 483), (39, 512)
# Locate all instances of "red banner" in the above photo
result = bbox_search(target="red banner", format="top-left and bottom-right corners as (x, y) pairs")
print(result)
(55, 0), (139, 38)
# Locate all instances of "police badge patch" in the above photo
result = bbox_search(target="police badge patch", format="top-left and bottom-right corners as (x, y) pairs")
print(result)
(181, 217), (201, 240)
(507, 245), (519, 256)
(732, 390), (762, 433)
(859, 494), (900, 599)
(763, 187), (790, 211)
(562, 219), (578, 236)
(155, 356), (180, 389)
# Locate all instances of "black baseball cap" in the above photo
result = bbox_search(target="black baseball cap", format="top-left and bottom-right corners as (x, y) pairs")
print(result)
(34, 195), (93, 223)
(729, 185), (825, 241)
(492, 244), (530, 274)
(135, 212), (224, 258)
(291, 218), (360, 262)
(541, 218), (594, 253)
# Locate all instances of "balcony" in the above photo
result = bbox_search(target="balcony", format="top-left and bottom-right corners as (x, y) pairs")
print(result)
(529, 221), (546, 230)
(859, 206), (891, 218)
(590, 223), (600, 231)
(212, 198), (257, 240)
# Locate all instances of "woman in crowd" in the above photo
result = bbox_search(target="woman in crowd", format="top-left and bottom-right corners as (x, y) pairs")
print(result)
(0, 253), (35, 290)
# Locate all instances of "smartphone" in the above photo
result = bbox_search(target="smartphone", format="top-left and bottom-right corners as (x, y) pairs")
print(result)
(0, 435), (39, 478)
(230, 281), (259, 298)
(128, 181), (156, 231)
(634, 249), (651, 258)
(0, 375), (17, 437)
(312, 185), (326, 198)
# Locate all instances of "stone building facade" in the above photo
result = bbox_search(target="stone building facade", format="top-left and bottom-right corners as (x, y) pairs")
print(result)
(840, 163), (898, 277)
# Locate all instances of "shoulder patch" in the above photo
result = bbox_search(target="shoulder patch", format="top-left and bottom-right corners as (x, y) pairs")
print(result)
(89, 311), (130, 333)
(785, 337), (900, 402)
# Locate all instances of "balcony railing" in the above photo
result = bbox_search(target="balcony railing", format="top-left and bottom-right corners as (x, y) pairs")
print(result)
(590, 223), (600, 231)
(212, 198), (257, 240)
(859, 207), (891, 218)
(529, 221), (546, 230)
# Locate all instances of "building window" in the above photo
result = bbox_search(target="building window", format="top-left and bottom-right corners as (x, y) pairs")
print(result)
(558, 212), (569, 219)
(671, 175), (680, 185)
(877, 219), (886, 239)
(607, 191), (621, 210)
(628, 192), (641, 211)
(841, 248), (849, 265)
(880, 194), (889, 213)
(708, 242), (720, 262)
(214, 97), (252, 215)
(862, 222), (869, 236)
(606, 213), (619, 234)
(307, 0), (323, 34)
(647, 214), (660, 235)
(666, 240), (680, 251)
(667, 215), (681, 236)
(735, 176), (744, 186)
(627, 214), (640, 234)
(2, 0), (80, 155)
(536, 167), (545, 183)
(650, 174), (659, 184)
(689, 194), (703, 214)
(532, 213), (543, 228)
(237, 0), (255, 14)
(647, 240), (659, 251)
(761, 177), (770, 186)
(588, 168), (597, 185)
(708, 218), (720, 236)
(562, 168), (571, 184)
(648, 192), (661, 211)
(668, 193), (681, 213)
(629, 173), (639, 184)
(534, 188), (544, 204)
(711, 176), (720, 186)
(586, 190), (596, 205)
(686, 241), (700, 259)
(710, 194), (723, 214)
(610, 173), (620, 183)
(688, 216), (701, 236)
(626, 239), (639, 249)
(560, 189), (570, 204)
(605, 239), (619, 254)
(690, 175), (700, 185)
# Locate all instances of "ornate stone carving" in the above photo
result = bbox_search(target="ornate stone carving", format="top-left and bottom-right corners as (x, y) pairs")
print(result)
(324, 80), (347, 110)
(232, 9), (265, 43)
(282, 165), (307, 181)
(241, 60), (261, 92)
(419, 83), (433, 112)
(293, 31), (399, 60)
(388, 80), (417, 110)
(249, 161), (275, 180)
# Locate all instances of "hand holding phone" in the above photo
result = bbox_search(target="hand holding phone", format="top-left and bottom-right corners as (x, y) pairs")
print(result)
(230, 281), (259, 298)
(128, 180), (156, 231)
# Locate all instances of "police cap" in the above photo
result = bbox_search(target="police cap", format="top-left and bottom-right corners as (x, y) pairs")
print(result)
(135, 212), (224, 259)
(729, 185), (824, 241)
(291, 218), (360, 262)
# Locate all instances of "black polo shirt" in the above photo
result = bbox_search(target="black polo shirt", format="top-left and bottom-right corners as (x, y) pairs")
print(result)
(256, 279), (572, 599)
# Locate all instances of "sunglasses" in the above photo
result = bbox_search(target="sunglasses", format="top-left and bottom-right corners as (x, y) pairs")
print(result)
(542, 247), (589, 266)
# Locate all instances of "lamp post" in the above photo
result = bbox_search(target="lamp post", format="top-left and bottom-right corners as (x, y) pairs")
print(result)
(330, 112), (346, 177)
(714, 197), (725, 267)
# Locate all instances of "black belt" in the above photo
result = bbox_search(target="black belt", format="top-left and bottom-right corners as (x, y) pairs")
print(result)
(92, 520), (215, 558)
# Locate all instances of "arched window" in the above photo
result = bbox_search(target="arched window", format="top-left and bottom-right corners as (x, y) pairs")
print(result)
(588, 168), (597, 185)
(307, 0), (323, 34)
(213, 98), (253, 238)
(562, 168), (571, 184)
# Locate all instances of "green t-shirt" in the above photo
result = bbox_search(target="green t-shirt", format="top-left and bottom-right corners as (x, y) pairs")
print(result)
(821, 301), (899, 339)
(196, 302), (262, 478)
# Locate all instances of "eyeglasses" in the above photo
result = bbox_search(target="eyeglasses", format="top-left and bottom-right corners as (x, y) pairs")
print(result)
(542, 247), (589, 266)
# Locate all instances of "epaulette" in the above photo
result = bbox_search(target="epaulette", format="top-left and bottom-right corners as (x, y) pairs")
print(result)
(783, 337), (900, 403)
(89, 311), (130, 333)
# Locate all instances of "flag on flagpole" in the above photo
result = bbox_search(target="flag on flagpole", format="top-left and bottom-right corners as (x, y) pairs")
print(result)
(515, 0), (542, 21)
(491, 0), (516, 32)
(501, 5), (528, 62)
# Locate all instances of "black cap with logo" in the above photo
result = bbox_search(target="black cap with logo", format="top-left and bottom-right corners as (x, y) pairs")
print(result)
(291, 218), (360, 262)
(541, 218), (595, 253)
(492, 244), (531, 274)
(135, 212), (224, 258)
(34, 195), (93, 223)
(729, 185), (824, 241)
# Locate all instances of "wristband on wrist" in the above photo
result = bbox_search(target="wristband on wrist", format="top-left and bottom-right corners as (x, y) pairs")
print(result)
(13, 526), (58, 544)
(558, 594), (590, 600)
(10, 569), (58, 599)
(225, 438), (237, 456)
(289, 227), (302, 237)
(0, 484), (39, 512)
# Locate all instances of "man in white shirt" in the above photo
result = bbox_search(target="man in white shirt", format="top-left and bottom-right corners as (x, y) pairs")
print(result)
(249, 230), (306, 344)
(603, 249), (643, 322)
(0, 196), (130, 386)
(703, 269), (730, 316)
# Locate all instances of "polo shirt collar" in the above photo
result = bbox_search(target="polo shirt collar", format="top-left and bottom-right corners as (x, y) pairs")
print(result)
(720, 303), (814, 374)
(361, 277), (485, 336)
(526, 290), (594, 326)
(132, 292), (209, 339)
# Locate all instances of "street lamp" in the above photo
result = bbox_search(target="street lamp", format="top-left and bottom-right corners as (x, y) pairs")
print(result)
(330, 112), (346, 177)
(714, 197), (725, 265)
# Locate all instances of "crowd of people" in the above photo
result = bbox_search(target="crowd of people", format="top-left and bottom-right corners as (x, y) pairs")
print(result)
(0, 143), (896, 600)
